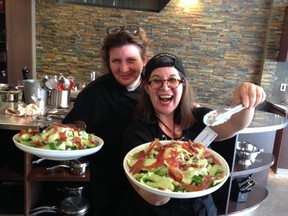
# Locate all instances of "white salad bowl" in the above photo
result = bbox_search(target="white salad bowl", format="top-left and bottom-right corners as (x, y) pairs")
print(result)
(123, 140), (229, 199)
(13, 134), (104, 161)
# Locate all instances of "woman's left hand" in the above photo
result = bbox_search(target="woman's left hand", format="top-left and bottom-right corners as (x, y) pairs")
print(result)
(213, 82), (266, 141)
(231, 82), (266, 109)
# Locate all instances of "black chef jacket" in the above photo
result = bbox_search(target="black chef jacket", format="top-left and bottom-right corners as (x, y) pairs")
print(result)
(63, 73), (142, 216)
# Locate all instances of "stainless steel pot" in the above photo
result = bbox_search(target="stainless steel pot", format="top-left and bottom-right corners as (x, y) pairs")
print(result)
(0, 90), (20, 102)
(0, 83), (10, 91)
(58, 185), (86, 198)
(0, 83), (21, 102)
(236, 141), (263, 165)
(29, 196), (90, 216)
(59, 196), (90, 215)
(46, 159), (89, 175)
(69, 160), (89, 175)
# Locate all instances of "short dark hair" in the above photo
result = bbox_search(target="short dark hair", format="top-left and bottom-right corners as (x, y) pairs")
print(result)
(101, 27), (153, 73)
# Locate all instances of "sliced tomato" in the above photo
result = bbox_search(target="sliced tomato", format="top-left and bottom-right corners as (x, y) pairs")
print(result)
(59, 131), (68, 142)
(130, 157), (145, 174)
(186, 140), (199, 155)
(34, 140), (45, 147)
(74, 136), (83, 149)
(144, 148), (165, 170)
(168, 165), (183, 182)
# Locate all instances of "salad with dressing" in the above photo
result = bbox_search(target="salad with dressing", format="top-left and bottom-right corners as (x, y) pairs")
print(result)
(16, 123), (100, 150)
(126, 139), (227, 192)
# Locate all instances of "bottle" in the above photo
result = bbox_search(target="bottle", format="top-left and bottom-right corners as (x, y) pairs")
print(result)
(22, 67), (29, 80)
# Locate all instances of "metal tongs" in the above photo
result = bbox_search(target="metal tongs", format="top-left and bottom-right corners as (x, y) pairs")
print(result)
(203, 103), (245, 126)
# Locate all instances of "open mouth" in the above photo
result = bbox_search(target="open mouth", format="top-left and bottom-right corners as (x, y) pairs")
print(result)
(159, 95), (173, 103)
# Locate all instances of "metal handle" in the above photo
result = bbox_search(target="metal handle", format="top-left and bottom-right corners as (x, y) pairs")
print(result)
(214, 103), (245, 121)
(46, 164), (70, 172)
(29, 206), (58, 216)
(204, 103), (245, 126)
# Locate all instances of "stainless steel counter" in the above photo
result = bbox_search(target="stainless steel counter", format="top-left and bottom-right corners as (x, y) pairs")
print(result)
(0, 101), (69, 130)
(0, 101), (287, 133)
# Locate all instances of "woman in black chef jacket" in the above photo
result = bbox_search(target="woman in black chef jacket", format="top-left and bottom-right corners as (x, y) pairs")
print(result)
(62, 25), (153, 215)
(120, 53), (266, 216)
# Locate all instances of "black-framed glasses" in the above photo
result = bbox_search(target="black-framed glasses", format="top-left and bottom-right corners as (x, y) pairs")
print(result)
(148, 78), (184, 89)
(107, 25), (139, 35)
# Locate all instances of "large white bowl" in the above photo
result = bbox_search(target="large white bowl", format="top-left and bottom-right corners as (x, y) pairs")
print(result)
(13, 134), (104, 161)
(123, 140), (229, 199)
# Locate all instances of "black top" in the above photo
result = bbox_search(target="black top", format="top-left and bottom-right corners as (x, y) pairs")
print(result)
(62, 73), (142, 215)
(119, 107), (217, 216)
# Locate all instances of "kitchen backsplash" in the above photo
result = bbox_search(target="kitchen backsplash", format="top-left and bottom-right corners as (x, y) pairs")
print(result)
(35, 0), (287, 105)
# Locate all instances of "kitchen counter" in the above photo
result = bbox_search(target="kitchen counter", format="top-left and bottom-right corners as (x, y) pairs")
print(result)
(267, 101), (288, 114)
(0, 101), (287, 132)
(239, 111), (288, 133)
(0, 101), (70, 130)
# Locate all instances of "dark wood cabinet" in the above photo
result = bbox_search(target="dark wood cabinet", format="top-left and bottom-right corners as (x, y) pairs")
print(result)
(0, 9), (7, 83)
(278, 7), (288, 62)
(24, 153), (90, 215)
(4, 0), (34, 85)
(268, 103), (288, 174)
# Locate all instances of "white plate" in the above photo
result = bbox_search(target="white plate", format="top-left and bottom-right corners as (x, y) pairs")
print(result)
(13, 134), (104, 161)
(123, 140), (229, 199)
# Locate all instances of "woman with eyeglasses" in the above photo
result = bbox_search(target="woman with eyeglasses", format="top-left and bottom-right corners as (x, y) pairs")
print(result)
(119, 53), (266, 216)
(62, 25), (153, 215)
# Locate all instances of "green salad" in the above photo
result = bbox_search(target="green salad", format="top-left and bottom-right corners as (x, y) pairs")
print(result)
(127, 139), (226, 192)
(16, 123), (100, 150)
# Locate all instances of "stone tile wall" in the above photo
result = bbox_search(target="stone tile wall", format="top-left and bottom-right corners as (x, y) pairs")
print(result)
(35, 0), (287, 105)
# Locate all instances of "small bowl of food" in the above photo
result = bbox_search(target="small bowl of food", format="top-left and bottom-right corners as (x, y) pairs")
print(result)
(236, 141), (262, 165)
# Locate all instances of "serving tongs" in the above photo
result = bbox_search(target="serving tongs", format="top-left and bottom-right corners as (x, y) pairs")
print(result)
(203, 103), (245, 126)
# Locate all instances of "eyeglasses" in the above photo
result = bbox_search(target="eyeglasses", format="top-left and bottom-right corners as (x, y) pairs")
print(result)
(148, 78), (184, 89)
(107, 25), (139, 35)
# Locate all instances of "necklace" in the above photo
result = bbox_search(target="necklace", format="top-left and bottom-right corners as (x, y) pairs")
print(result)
(158, 118), (176, 139)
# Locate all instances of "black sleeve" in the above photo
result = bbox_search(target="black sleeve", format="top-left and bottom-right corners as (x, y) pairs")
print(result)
(122, 122), (155, 160)
(183, 107), (214, 139)
(62, 90), (92, 124)
(192, 106), (213, 124)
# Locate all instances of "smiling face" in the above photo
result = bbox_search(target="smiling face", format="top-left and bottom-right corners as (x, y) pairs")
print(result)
(109, 44), (146, 87)
(145, 67), (184, 117)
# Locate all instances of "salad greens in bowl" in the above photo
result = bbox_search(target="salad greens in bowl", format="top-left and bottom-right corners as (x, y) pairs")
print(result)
(123, 139), (229, 198)
(13, 123), (104, 160)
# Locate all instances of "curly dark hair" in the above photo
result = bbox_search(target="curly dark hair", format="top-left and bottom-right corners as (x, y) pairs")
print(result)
(101, 27), (153, 73)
